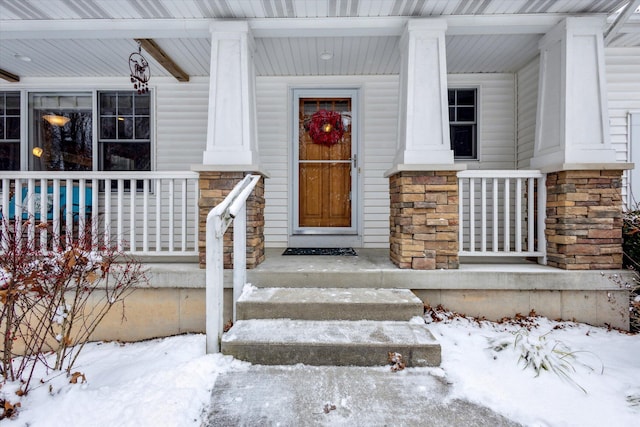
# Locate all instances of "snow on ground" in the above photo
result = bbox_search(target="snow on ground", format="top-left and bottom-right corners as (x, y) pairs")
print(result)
(2, 316), (639, 426)
(2, 335), (249, 427)
(425, 313), (640, 426)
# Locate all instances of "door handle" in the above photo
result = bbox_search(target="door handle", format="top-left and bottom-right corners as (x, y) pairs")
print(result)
(352, 154), (357, 168)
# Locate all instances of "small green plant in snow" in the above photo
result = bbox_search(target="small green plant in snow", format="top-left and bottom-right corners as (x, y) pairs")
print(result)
(488, 329), (601, 393)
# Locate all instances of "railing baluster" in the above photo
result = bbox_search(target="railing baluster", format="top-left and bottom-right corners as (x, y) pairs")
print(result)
(181, 178), (187, 252)
(515, 178), (522, 253)
(27, 179), (35, 246)
(65, 179), (73, 246)
(91, 178), (99, 251)
(193, 179), (199, 252)
(537, 175), (547, 264)
(492, 178), (498, 252)
(117, 179), (124, 252)
(504, 178), (510, 252)
(528, 178), (535, 253)
(469, 178), (475, 252)
(130, 179), (136, 252)
(143, 179), (149, 253)
(169, 179), (175, 252)
(79, 179), (86, 245)
(1, 178), (9, 252)
(39, 178), (47, 250)
(52, 180), (60, 251)
(458, 177), (464, 252)
(481, 177), (487, 253)
(156, 179), (162, 251)
(104, 179), (112, 248)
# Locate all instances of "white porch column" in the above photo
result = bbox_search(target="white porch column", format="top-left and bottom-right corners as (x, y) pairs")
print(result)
(392, 19), (454, 168)
(203, 21), (259, 167)
(531, 17), (616, 169)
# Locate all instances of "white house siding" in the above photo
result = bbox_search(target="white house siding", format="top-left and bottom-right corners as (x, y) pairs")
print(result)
(155, 77), (209, 171)
(515, 57), (540, 169)
(255, 75), (399, 248)
(605, 47), (640, 205)
(256, 77), (290, 247)
(448, 73), (517, 170)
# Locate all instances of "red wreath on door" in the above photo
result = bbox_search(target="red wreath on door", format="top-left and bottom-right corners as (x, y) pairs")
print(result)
(307, 109), (344, 146)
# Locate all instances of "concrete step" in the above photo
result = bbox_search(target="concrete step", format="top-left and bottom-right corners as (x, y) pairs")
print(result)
(236, 287), (424, 321)
(221, 319), (441, 367)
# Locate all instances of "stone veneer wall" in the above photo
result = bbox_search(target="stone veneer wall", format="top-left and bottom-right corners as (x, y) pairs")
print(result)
(389, 171), (459, 269)
(198, 171), (265, 269)
(545, 170), (624, 270)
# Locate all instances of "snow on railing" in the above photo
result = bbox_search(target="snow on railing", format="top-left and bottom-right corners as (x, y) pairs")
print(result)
(0, 171), (199, 257)
(205, 174), (261, 353)
(457, 170), (546, 263)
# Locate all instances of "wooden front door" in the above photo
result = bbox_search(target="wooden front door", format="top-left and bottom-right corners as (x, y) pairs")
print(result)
(294, 92), (357, 234)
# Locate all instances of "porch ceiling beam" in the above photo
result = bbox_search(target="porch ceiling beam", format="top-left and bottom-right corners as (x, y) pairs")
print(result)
(251, 14), (571, 37)
(0, 68), (19, 83)
(605, 0), (640, 45)
(0, 14), (592, 40)
(135, 38), (189, 82)
(0, 18), (212, 39)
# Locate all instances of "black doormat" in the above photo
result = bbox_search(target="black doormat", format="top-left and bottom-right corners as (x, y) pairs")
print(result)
(282, 247), (357, 256)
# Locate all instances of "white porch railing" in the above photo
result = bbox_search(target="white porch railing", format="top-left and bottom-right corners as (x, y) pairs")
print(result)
(0, 171), (199, 257)
(206, 174), (261, 354)
(457, 170), (546, 263)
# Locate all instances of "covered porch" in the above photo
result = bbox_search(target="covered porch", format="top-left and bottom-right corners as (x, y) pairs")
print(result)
(1, 1), (638, 338)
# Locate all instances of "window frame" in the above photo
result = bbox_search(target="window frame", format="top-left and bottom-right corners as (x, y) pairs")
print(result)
(448, 87), (479, 161)
(97, 90), (152, 173)
(0, 91), (22, 171)
(28, 91), (94, 172)
(0, 88), (154, 172)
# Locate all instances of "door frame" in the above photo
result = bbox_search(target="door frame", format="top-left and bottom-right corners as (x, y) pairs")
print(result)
(289, 87), (362, 248)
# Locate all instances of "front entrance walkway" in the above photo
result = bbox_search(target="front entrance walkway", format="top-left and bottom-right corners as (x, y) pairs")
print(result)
(205, 364), (521, 426)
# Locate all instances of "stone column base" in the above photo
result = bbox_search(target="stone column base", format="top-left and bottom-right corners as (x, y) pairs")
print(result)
(197, 171), (265, 269)
(545, 170), (623, 270)
(389, 171), (459, 269)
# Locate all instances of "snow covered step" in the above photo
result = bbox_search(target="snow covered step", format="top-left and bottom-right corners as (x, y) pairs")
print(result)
(221, 319), (441, 367)
(236, 287), (424, 321)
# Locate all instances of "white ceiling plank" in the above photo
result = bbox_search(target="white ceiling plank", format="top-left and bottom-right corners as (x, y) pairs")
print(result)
(0, 18), (213, 40)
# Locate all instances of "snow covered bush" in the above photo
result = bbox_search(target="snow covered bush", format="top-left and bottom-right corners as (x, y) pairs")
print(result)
(488, 329), (599, 393)
(425, 305), (601, 393)
(0, 218), (147, 410)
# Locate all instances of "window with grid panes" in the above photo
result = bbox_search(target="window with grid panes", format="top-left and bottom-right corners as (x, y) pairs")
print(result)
(99, 91), (151, 172)
(448, 88), (477, 160)
(0, 92), (20, 170)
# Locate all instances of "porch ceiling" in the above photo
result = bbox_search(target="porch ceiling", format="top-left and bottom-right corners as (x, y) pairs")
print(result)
(0, 0), (637, 80)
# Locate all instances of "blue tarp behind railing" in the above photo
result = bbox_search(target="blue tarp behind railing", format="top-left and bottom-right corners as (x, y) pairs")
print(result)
(2, 186), (92, 221)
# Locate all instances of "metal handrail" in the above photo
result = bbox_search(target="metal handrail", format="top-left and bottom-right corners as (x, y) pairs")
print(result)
(205, 174), (261, 353)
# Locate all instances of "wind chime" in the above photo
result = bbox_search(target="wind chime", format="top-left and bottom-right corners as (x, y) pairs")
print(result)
(129, 41), (150, 94)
